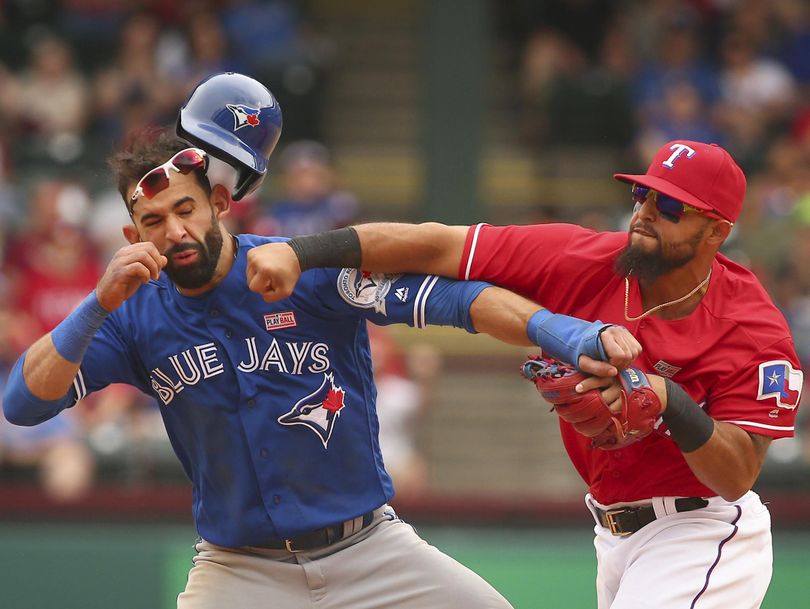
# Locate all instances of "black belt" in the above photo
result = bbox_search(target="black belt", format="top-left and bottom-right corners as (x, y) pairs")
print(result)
(596, 497), (709, 536)
(257, 510), (376, 552)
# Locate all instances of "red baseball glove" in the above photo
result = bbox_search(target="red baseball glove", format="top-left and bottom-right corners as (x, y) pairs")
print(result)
(520, 356), (662, 450)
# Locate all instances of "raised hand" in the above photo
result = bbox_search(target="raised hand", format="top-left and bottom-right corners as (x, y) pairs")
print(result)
(96, 242), (167, 312)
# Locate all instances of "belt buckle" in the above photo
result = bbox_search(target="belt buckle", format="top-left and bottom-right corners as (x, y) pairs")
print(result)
(284, 539), (302, 553)
(604, 508), (632, 537)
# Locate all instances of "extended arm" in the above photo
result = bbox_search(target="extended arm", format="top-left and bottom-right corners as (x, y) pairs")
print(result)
(469, 287), (639, 374)
(248, 229), (641, 370)
(248, 224), (466, 302)
(353, 222), (468, 276)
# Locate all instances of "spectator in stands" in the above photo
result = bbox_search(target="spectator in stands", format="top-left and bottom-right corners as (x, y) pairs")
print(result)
(635, 80), (725, 164)
(181, 10), (245, 93)
(0, 34), (88, 165)
(220, 0), (334, 141)
(773, 0), (810, 88)
(518, 29), (582, 146)
(4, 181), (102, 335)
(631, 18), (720, 132)
(251, 140), (358, 237)
(715, 29), (797, 169)
(91, 12), (184, 144)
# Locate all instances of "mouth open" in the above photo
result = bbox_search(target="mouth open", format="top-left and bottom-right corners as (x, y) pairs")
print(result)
(172, 250), (200, 266)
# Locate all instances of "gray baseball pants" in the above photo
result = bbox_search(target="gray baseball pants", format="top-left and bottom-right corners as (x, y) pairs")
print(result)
(177, 506), (513, 609)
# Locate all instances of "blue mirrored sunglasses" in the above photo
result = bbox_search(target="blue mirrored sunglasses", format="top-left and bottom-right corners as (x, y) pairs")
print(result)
(631, 184), (723, 224)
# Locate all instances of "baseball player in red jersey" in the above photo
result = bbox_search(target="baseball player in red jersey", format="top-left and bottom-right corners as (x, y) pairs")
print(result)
(250, 140), (802, 609)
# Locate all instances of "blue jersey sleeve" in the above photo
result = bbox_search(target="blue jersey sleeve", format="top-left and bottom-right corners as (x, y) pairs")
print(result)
(71, 311), (152, 403)
(296, 268), (490, 332)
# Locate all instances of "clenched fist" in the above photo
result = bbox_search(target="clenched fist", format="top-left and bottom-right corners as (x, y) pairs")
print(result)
(247, 242), (303, 302)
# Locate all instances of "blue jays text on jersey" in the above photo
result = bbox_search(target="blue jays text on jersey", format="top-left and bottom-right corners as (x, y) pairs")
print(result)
(22, 235), (490, 548)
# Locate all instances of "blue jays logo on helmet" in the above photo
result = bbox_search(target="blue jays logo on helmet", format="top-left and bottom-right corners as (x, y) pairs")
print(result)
(177, 72), (283, 200)
(227, 103), (264, 130)
(278, 373), (347, 448)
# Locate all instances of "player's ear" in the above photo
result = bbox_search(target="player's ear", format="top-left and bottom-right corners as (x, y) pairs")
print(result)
(210, 184), (231, 219)
(706, 219), (732, 245)
(123, 224), (140, 244)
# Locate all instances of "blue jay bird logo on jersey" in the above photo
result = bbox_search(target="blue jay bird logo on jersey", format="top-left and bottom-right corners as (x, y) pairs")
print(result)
(227, 103), (263, 131)
(337, 269), (401, 315)
(757, 360), (802, 409)
(278, 373), (347, 447)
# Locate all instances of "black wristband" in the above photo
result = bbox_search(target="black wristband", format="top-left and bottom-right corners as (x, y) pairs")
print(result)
(662, 378), (715, 453)
(287, 227), (362, 271)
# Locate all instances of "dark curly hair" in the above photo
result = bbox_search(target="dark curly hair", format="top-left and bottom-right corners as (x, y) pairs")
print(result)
(108, 128), (211, 212)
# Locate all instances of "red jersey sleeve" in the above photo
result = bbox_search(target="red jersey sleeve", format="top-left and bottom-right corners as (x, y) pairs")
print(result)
(707, 337), (802, 438)
(458, 223), (624, 311)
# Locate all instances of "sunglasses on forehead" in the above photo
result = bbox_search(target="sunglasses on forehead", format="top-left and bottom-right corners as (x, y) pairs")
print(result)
(630, 184), (728, 224)
(129, 147), (208, 209)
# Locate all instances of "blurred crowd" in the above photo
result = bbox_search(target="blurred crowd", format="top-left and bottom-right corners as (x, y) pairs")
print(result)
(0, 0), (808, 500)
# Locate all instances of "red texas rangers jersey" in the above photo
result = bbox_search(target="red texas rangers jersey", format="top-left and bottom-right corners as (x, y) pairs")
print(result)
(460, 223), (803, 505)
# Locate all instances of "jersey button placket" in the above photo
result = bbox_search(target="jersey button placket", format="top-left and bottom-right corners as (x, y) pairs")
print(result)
(247, 398), (256, 408)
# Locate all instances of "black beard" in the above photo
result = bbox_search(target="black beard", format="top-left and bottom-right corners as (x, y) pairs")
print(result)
(614, 227), (703, 283)
(163, 223), (224, 289)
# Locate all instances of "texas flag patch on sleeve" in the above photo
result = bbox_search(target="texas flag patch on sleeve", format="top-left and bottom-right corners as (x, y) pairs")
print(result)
(757, 360), (803, 410)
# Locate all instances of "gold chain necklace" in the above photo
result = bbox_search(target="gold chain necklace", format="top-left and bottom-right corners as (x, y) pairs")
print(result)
(624, 269), (712, 322)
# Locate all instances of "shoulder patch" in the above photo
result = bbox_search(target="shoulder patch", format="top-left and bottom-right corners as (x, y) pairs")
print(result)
(757, 360), (802, 410)
(336, 268), (401, 315)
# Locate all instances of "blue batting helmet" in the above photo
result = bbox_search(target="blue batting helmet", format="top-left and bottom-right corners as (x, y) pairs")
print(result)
(177, 72), (283, 200)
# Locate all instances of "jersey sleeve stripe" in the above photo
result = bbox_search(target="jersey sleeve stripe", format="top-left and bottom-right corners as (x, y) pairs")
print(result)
(413, 275), (439, 328)
(463, 223), (485, 280)
(416, 276), (440, 328)
(72, 370), (87, 402)
(420, 276), (440, 328)
(723, 420), (794, 432)
(412, 276), (434, 328)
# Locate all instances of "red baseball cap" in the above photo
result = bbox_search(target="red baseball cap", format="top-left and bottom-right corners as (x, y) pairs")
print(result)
(614, 140), (746, 223)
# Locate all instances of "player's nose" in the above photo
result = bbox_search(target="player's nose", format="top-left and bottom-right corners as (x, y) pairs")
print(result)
(164, 214), (188, 242)
(635, 198), (658, 223)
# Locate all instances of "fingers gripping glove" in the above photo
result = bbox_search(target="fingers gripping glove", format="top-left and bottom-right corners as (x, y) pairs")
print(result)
(520, 356), (662, 450)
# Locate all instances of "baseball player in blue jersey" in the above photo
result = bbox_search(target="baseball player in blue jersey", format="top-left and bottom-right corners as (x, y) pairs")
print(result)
(3, 73), (640, 609)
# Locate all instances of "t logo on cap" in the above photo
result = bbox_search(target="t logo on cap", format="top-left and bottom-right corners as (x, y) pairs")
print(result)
(662, 144), (696, 169)
(613, 140), (746, 224)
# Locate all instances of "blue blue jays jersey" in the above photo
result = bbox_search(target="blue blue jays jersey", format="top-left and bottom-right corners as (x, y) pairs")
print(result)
(69, 234), (488, 547)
